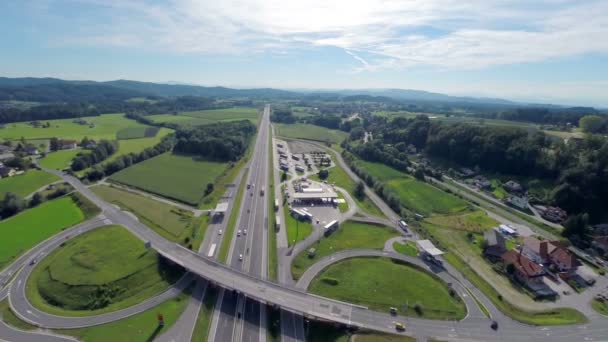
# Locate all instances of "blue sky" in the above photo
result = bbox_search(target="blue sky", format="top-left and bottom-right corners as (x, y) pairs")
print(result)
(1, 0), (607, 106)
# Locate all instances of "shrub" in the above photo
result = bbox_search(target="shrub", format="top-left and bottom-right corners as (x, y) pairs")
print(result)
(321, 277), (339, 286)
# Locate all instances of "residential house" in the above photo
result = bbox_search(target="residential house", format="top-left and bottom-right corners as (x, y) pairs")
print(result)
(521, 236), (553, 264)
(473, 175), (491, 189)
(507, 194), (529, 210)
(538, 206), (567, 223)
(0, 153), (15, 162)
(83, 140), (97, 149)
(484, 229), (507, 262)
(25, 146), (39, 155)
(549, 247), (580, 273)
(460, 168), (476, 177)
(502, 250), (545, 287)
(0, 166), (16, 178)
(522, 237), (579, 273)
(59, 140), (78, 150)
(0, 145), (12, 153)
(504, 180), (523, 193)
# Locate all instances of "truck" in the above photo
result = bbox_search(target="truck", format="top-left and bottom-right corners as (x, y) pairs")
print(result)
(260, 188), (265, 196)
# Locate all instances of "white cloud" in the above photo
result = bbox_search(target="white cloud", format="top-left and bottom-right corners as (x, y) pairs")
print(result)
(39, 0), (608, 70)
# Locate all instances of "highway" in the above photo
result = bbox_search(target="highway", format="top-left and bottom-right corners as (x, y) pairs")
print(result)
(3, 109), (608, 341)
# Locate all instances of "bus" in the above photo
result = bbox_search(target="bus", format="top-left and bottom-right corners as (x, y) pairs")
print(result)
(399, 220), (408, 230)
(207, 243), (217, 258)
(274, 199), (279, 211)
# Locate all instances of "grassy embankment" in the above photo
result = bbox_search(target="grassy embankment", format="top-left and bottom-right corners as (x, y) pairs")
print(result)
(0, 169), (59, 197)
(276, 123), (348, 145)
(309, 257), (466, 320)
(283, 204), (313, 247)
(291, 221), (398, 280)
(26, 225), (185, 317)
(393, 240), (418, 257)
(267, 132), (278, 281)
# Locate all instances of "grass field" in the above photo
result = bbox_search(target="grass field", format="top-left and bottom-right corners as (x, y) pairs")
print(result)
(27, 225), (184, 316)
(291, 221), (398, 280)
(0, 113), (150, 141)
(56, 290), (191, 342)
(393, 240), (418, 257)
(276, 123), (348, 144)
(591, 299), (608, 316)
(91, 185), (203, 245)
(39, 149), (81, 169)
(357, 160), (468, 216)
(310, 151), (385, 218)
(284, 205), (314, 247)
(148, 114), (212, 126)
(181, 107), (259, 121)
(309, 257), (466, 320)
(0, 196), (85, 270)
(116, 126), (159, 139)
(110, 153), (228, 206)
(0, 169), (58, 198)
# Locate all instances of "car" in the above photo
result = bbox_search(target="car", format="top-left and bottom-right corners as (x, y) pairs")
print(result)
(394, 322), (406, 331)
(390, 307), (398, 316)
(243, 229), (247, 235)
(218, 229), (223, 235)
(29, 258), (37, 266)
(237, 230), (241, 237)
(490, 321), (498, 330)
(239, 254), (243, 261)
(247, 184), (251, 189)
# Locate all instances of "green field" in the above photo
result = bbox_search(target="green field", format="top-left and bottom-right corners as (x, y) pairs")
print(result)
(91, 185), (205, 246)
(56, 290), (191, 342)
(284, 205), (314, 247)
(39, 149), (81, 169)
(292, 221), (398, 280)
(0, 113), (150, 141)
(310, 151), (385, 218)
(0, 169), (58, 198)
(149, 107), (260, 126)
(276, 123), (348, 144)
(393, 240), (418, 257)
(110, 153), (228, 205)
(591, 299), (608, 316)
(309, 257), (466, 320)
(358, 161), (468, 216)
(116, 126), (159, 140)
(27, 225), (184, 316)
(148, 114), (211, 126)
(0, 197), (85, 270)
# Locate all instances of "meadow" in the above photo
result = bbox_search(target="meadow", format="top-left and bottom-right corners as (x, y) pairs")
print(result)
(284, 205), (314, 247)
(275, 123), (348, 144)
(309, 257), (466, 320)
(149, 107), (260, 126)
(109, 153), (228, 205)
(0, 169), (59, 198)
(27, 225), (184, 316)
(116, 126), (159, 139)
(291, 221), (398, 280)
(39, 149), (81, 170)
(0, 196), (85, 270)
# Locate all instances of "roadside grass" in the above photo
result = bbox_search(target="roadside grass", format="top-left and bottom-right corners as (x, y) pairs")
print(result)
(443, 252), (586, 325)
(425, 211), (498, 233)
(490, 179), (508, 199)
(91, 185), (204, 247)
(357, 161), (468, 216)
(306, 321), (350, 342)
(308, 257), (466, 320)
(55, 290), (191, 342)
(291, 221), (398, 280)
(110, 152), (228, 206)
(353, 332), (416, 342)
(268, 133), (278, 281)
(310, 151), (385, 218)
(26, 225), (185, 316)
(39, 149), (81, 169)
(0, 113), (149, 141)
(284, 205), (313, 247)
(0, 196), (85, 271)
(393, 241), (418, 257)
(0, 169), (59, 198)
(276, 123), (348, 144)
(190, 286), (218, 342)
(0, 299), (36, 331)
(218, 170), (248, 263)
(591, 299), (608, 316)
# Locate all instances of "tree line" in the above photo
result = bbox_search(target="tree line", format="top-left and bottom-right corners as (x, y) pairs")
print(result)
(173, 120), (256, 161)
(70, 140), (118, 171)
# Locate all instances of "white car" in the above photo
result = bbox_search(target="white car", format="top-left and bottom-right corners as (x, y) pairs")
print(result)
(243, 229), (247, 235)
(218, 229), (223, 235)
(239, 254), (243, 261)
(237, 230), (241, 237)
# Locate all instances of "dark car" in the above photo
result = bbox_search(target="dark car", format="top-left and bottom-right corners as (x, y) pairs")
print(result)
(491, 321), (498, 330)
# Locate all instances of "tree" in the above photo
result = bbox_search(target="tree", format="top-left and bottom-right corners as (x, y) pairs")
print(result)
(354, 181), (365, 200)
(414, 168), (426, 181)
(0, 192), (25, 218)
(281, 171), (287, 182)
(50, 137), (59, 151)
(318, 169), (329, 180)
(579, 115), (606, 133)
(29, 192), (43, 208)
(505, 263), (516, 276)
(204, 183), (214, 196)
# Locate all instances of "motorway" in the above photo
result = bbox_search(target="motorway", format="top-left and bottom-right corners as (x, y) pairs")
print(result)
(2, 108), (608, 341)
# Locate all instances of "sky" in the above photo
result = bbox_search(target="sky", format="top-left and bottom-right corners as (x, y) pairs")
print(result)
(1, 0), (607, 107)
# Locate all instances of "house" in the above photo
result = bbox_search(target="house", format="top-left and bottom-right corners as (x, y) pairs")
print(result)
(549, 247), (580, 273)
(83, 140), (97, 149)
(592, 236), (608, 253)
(522, 236), (579, 273)
(0, 153), (15, 162)
(538, 206), (567, 223)
(0, 145), (12, 153)
(507, 194), (529, 210)
(25, 146), (39, 155)
(59, 140), (78, 150)
(484, 229), (507, 262)
(473, 176), (491, 189)
(504, 180), (523, 193)
(0, 166), (16, 178)
(502, 250), (545, 287)
(460, 168), (476, 177)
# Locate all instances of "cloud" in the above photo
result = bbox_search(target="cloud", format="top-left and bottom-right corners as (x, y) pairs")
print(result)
(36, 0), (608, 70)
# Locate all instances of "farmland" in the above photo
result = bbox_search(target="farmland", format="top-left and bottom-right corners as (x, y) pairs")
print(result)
(149, 107), (260, 126)
(39, 149), (81, 169)
(291, 221), (398, 280)
(0, 196), (85, 270)
(109, 152), (228, 206)
(116, 126), (159, 139)
(275, 123), (348, 144)
(26, 225), (184, 316)
(0, 113), (150, 141)
(357, 160), (468, 216)
(0, 169), (59, 198)
(309, 257), (466, 320)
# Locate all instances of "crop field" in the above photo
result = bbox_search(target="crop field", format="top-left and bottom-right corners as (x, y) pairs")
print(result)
(276, 123), (348, 144)
(180, 107), (259, 122)
(148, 114), (211, 126)
(27, 225), (184, 316)
(309, 257), (466, 320)
(109, 153), (228, 205)
(0, 113), (149, 141)
(357, 160), (468, 216)
(0, 169), (59, 198)
(0, 196), (85, 270)
(291, 221), (398, 280)
(91, 185), (198, 242)
(39, 149), (81, 170)
(116, 126), (159, 139)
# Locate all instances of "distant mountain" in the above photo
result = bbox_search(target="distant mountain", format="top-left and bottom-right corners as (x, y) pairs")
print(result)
(319, 88), (518, 105)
